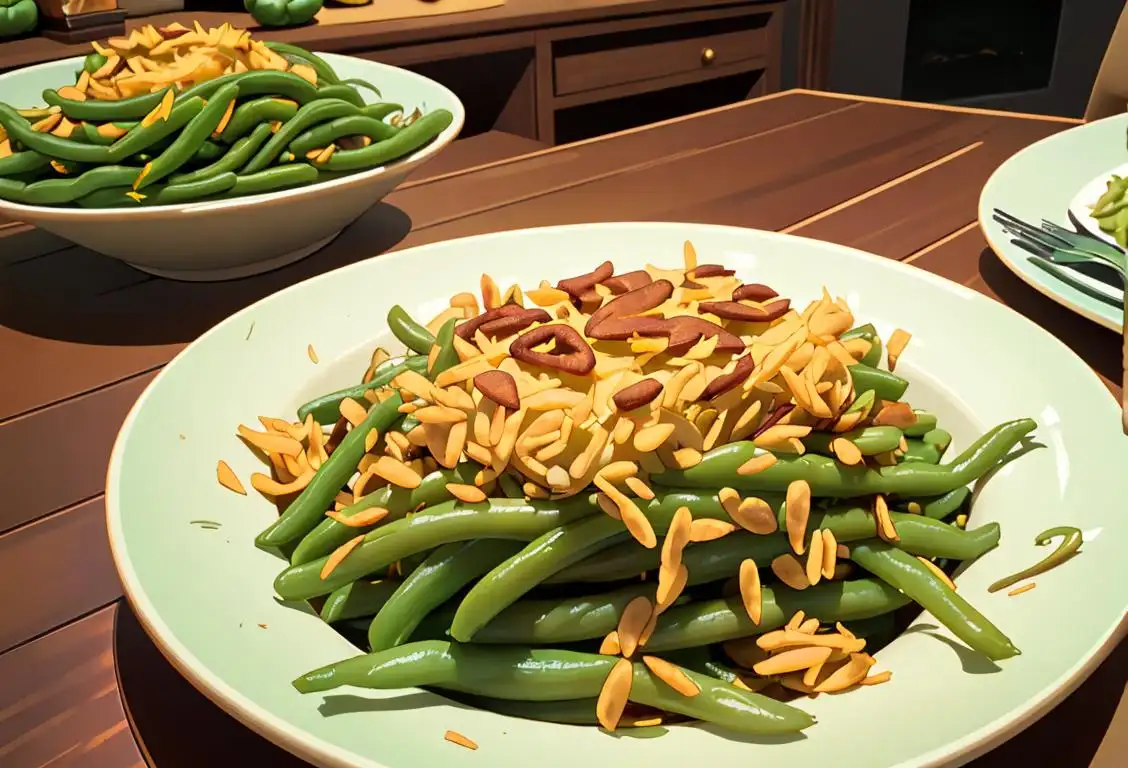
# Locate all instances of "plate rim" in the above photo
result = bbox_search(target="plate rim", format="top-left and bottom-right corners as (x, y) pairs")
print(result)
(106, 220), (1128, 768)
(977, 115), (1125, 333)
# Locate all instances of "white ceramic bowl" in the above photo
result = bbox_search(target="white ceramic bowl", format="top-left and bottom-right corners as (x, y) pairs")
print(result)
(0, 54), (464, 281)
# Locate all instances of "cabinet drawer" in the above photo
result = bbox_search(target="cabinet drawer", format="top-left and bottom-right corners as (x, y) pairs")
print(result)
(554, 16), (769, 98)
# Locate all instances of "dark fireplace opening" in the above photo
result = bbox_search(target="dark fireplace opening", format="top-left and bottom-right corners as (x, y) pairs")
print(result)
(902, 0), (1064, 102)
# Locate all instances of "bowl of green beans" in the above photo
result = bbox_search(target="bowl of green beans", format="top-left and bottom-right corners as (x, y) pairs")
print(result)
(0, 44), (463, 281)
(106, 222), (1128, 767)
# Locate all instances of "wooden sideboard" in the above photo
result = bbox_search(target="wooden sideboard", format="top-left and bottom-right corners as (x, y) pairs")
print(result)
(0, 0), (786, 146)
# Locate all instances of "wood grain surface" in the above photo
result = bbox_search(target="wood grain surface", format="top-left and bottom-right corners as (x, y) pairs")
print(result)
(0, 91), (1121, 768)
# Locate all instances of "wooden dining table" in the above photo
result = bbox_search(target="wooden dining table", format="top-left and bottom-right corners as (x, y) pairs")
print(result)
(0, 88), (1123, 768)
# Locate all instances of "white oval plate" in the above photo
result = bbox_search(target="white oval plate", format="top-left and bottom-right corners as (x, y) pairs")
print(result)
(980, 114), (1126, 330)
(107, 222), (1128, 768)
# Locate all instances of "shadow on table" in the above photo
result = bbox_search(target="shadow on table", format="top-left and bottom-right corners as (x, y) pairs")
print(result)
(978, 247), (1122, 391)
(0, 202), (414, 348)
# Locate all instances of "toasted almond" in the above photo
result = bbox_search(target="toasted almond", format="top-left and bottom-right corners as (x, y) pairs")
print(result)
(785, 480), (811, 555)
(806, 529), (825, 586)
(1007, 582), (1037, 597)
(688, 518), (737, 542)
(739, 559), (763, 624)
(814, 653), (873, 693)
(216, 460), (246, 495)
(339, 397), (369, 427)
(886, 329), (911, 371)
(732, 496), (778, 534)
(596, 658), (634, 731)
(372, 455), (423, 489)
(860, 670), (892, 686)
(625, 476), (655, 500)
(753, 646), (833, 676)
(786, 611), (807, 631)
(320, 535), (364, 580)
(599, 460), (639, 482)
(621, 498), (657, 548)
(830, 437), (863, 465)
(617, 596), (653, 657)
(633, 423), (675, 453)
(446, 483), (487, 503)
(771, 554), (809, 590)
(526, 286), (571, 306)
(661, 506), (693, 569)
(874, 494), (899, 542)
(917, 556), (958, 590)
(642, 656), (700, 697)
(444, 730), (478, 750)
(415, 405), (468, 424)
(821, 529), (837, 579)
(237, 424), (304, 457)
(363, 428), (380, 453)
(326, 507), (388, 528)
(599, 630), (622, 655)
(737, 452), (778, 475)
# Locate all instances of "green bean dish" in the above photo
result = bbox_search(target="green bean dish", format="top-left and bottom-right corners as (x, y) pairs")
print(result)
(224, 243), (1038, 739)
(0, 22), (452, 209)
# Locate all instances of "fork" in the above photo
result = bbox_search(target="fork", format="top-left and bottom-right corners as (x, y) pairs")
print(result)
(993, 208), (1128, 434)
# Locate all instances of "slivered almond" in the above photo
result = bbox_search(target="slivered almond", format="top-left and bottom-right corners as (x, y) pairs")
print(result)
(596, 658), (633, 731)
(364, 428), (380, 453)
(642, 656), (700, 697)
(753, 646), (833, 676)
(874, 494), (899, 542)
(617, 596), (653, 657)
(814, 653), (873, 693)
(739, 559), (763, 624)
(444, 730), (478, 750)
(446, 483), (487, 503)
(732, 496), (778, 534)
(917, 556), (957, 590)
(737, 452), (778, 475)
(655, 563), (688, 612)
(599, 631), (622, 655)
(785, 480), (811, 555)
(633, 423), (675, 452)
(339, 397), (368, 427)
(237, 425), (303, 457)
(320, 535), (364, 580)
(621, 499), (657, 548)
(886, 329), (911, 371)
(771, 554), (809, 590)
(625, 476), (655, 500)
(326, 507), (388, 527)
(831, 437), (863, 465)
(414, 405), (468, 424)
(661, 506), (693, 568)
(821, 529), (837, 579)
(217, 460), (246, 495)
(371, 456), (423, 489)
(688, 518), (737, 542)
(806, 530), (824, 586)
(860, 670), (892, 686)
(786, 611), (807, 631)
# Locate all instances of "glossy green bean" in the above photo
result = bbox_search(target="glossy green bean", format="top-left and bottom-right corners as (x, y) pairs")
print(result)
(274, 495), (600, 600)
(841, 323), (883, 367)
(264, 41), (341, 85)
(319, 109), (454, 172)
(293, 641), (814, 734)
(320, 579), (400, 624)
(387, 305), (436, 355)
(337, 78), (382, 98)
(257, 393), (405, 549)
(361, 102), (404, 120)
(467, 583), (658, 644)
(645, 579), (911, 651)
(849, 540), (1019, 660)
(224, 165), (318, 198)
(179, 70), (320, 105)
(80, 121), (137, 146)
(429, 318), (460, 377)
(288, 114), (398, 156)
(219, 97), (300, 143)
(848, 362), (909, 401)
(243, 98), (359, 174)
(653, 418), (1036, 498)
(314, 84), (367, 108)
(137, 83), (239, 190)
(74, 172), (238, 208)
(0, 148), (52, 176)
(450, 515), (631, 641)
(0, 164), (135, 204)
(42, 86), (172, 121)
(170, 123), (273, 185)
(903, 411), (938, 437)
(193, 140), (226, 163)
(899, 485), (970, 520)
(804, 425), (903, 456)
(498, 472), (524, 499)
(296, 355), (429, 424)
(987, 526), (1083, 593)
(369, 539), (523, 651)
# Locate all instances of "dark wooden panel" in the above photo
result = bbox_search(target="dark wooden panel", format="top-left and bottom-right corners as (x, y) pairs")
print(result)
(0, 499), (120, 654)
(910, 228), (1123, 398)
(0, 374), (153, 536)
(0, 606), (144, 768)
(793, 118), (1069, 257)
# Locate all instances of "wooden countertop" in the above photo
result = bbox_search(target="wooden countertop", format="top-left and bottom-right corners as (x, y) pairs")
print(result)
(0, 90), (1124, 768)
(0, 0), (768, 71)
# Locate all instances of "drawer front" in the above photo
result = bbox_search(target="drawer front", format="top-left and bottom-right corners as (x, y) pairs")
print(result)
(554, 24), (769, 97)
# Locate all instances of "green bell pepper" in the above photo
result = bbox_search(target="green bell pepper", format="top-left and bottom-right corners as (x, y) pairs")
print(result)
(0, 0), (38, 39)
(244, 0), (324, 28)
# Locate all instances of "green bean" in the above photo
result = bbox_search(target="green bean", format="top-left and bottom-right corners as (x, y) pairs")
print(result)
(361, 102), (404, 120)
(987, 526), (1083, 593)
(219, 97), (301, 143)
(80, 121), (137, 146)
(645, 579), (911, 651)
(42, 86), (173, 121)
(337, 78), (382, 98)
(265, 41), (341, 85)
(319, 109), (454, 172)
(899, 485), (970, 520)
(841, 323), (883, 367)
(16, 165), (139, 205)
(288, 115), (398, 156)
(903, 411), (938, 437)
(274, 495), (600, 600)
(369, 539), (523, 651)
(74, 173), (238, 208)
(848, 362), (909, 401)
(228, 165), (319, 198)
(243, 98), (360, 174)
(804, 425), (903, 456)
(902, 439), (940, 464)
(257, 393), (406, 549)
(387, 305), (436, 355)
(429, 319), (461, 378)
(467, 583), (658, 644)
(178, 70), (320, 105)
(451, 515), (631, 641)
(551, 499), (1000, 584)
(320, 579), (400, 624)
(498, 472), (524, 499)
(170, 123), (273, 185)
(296, 355), (429, 425)
(0, 98), (205, 164)
(293, 641), (814, 734)
(314, 84), (367, 108)
(193, 140), (226, 163)
(0, 149), (52, 176)
(849, 540), (1019, 660)
(137, 83), (240, 190)
(653, 418), (1036, 498)
(84, 53), (109, 74)
(659, 647), (745, 686)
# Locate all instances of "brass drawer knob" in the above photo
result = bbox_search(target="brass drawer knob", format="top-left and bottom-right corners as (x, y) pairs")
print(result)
(701, 47), (716, 66)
